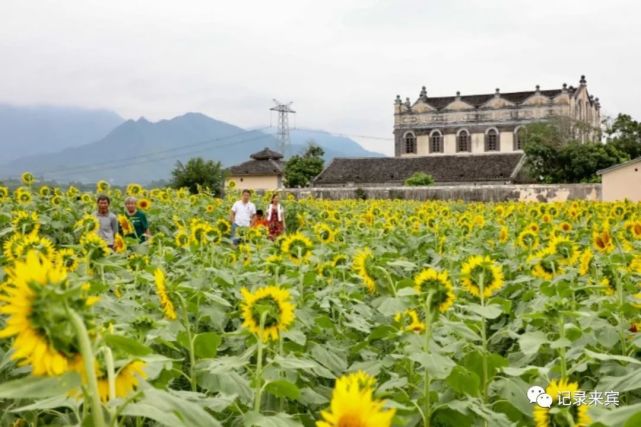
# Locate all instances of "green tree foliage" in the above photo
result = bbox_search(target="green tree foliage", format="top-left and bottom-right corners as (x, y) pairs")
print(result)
(284, 143), (325, 188)
(522, 114), (641, 183)
(606, 114), (641, 159)
(404, 172), (434, 186)
(171, 157), (224, 195)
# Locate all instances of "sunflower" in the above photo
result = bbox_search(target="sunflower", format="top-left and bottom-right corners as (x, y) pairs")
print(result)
(526, 222), (540, 233)
(113, 234), (127, 253)
(205, 226), (223, 243)
(154, 269), (176, 320)
(314, 223), (336, 244)
(353, 248), (376, 293)
(529, 247), (560, 281)
(394, 309), (426, 333)
(118, 215), (134, 236)
(414, 268), (456, 313)
(80, 232), (110, 258)
(624, 220), (641, 240)
(0, 186), (9, 200)
(499, 226), (509, 243)
(3, 234), (24, 261)
(96, 180), (110, 193)
(557, 222), (573, 233)
(317, 262), (334, 279)
(66, 186), (79, 197)
(75, 214), (100, 234)
(38, 186), (51, 197)
(206, 204), (215, 213)
(332, 254), (348, 268)
(593, 227), (615, 254)
(548, 235), (580, 266)
(215, 218), (231, 235)
(56, 248), (80, 272)
(190, 222), (210, 245)
(281, 232), (313, 264)
(0, 251), (91, 376)
(16, 190), (32, 204)
(240, 286), (295, 342)
(317, 371), (395, 427)
(15, 234), (56, 260)
(578, 249), (593, 276)
(21, 172), (35, 185)
(137, 198), (151, 211)
(533, 378), (591, 427)
(11, 211), (40, 236)
(460, 255), (505, 298)
(174, 229), (190, 248)
(96, 361), (147, 402)
(227, 180), (237, 189)
(51, 195), (62, 206)
(517, 229), (540, 250)
(126, 183), (143, 196)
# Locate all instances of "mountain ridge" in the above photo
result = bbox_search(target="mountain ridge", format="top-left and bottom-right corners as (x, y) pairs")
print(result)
(2, 111), (384, 184)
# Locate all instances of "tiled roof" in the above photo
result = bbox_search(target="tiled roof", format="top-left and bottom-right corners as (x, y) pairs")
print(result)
(228, 158), (284, 176)
(313, 153), (524, 185)
(418, 89), (568, 111)
(250, 147), (284, 160)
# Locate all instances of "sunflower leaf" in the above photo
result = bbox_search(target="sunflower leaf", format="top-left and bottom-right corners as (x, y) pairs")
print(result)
(0, 373), (80, 399)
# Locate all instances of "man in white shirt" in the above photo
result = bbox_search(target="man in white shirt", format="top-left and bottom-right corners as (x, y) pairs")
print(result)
(230, 189), (256, 244)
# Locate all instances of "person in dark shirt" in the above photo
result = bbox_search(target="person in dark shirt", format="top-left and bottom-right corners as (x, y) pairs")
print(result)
(122, 197), (151, 242)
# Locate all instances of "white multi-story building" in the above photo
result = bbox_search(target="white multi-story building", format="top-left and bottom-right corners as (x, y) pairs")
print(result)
(394, 76), (601, 157)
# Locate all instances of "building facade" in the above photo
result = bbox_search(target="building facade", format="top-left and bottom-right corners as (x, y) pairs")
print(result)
(394, 76), (601, 157)
(226, 147), (284, 191)
(598, 157), (641, 202)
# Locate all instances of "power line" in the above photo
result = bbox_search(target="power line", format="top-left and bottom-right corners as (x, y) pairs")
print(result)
(38, 127), (267, 174)
(44, 132), (274, 179)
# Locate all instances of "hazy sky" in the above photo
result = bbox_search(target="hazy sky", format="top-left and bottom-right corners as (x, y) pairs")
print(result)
(1, 0), (639, 155)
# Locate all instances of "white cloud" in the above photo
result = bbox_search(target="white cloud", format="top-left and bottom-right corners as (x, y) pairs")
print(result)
(1, 0), (639, 155)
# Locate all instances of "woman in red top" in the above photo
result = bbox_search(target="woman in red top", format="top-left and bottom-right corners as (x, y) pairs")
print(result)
(267, 193), (285, 240)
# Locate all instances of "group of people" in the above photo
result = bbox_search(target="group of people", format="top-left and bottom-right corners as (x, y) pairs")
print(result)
(230, 190), (285, 243)
(92, 189), (284, 249)
(94, 195), (151, 249)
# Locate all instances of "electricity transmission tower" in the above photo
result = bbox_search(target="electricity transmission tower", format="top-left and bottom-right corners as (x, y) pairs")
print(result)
(270, 99), (295, 156)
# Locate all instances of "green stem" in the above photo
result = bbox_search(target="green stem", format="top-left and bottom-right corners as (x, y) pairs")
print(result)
(177, 295), (197, 391)
(68, 308), (106, 427)
(423, 291), (434, 427)
(479, 274), (489, 403)
(102, 346), (117, 402)
(254, 312), (268, 413)
(559, 316), (567, 379)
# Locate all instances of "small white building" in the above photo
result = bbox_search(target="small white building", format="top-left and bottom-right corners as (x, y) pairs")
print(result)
(225, 148), (284, 191)
(597, 157), (641, 201)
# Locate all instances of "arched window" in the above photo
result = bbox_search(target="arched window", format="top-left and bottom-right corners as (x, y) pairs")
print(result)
(404, 132), (417, 154)
(457, 130), (470, 152)
(485, 129), (499, 152)
(430, 131), (443, 153)
(514, 127), (526, 150)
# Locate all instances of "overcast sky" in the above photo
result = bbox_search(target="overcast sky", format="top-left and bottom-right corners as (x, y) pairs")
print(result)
(1, 0), (639, 155)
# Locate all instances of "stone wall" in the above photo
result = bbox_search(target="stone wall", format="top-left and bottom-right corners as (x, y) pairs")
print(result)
(285, 184), (602, 202)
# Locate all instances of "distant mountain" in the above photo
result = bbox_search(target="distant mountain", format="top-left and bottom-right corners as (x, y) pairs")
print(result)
(2, 112), (384, 185)
(0, 104), (124, 162)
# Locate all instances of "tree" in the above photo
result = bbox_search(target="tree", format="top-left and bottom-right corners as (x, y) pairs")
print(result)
(171, 157), (224, 195)
(523, 121), (627, 183)
(284, 143), (325, 188)
(606, 114), (641, 160)
(404, 172), (434, 186)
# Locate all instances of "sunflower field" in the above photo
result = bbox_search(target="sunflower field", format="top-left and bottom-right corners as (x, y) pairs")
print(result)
(1, 176), (641, 427)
